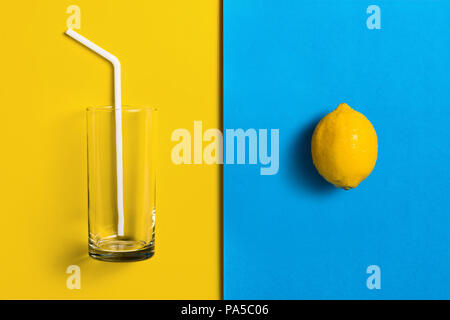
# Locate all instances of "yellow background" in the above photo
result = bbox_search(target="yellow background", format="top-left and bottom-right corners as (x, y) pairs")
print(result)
(0, 0), (220, 299)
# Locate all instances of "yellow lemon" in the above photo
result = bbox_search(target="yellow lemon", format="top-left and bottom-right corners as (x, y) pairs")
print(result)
(311, 103), (378, 189)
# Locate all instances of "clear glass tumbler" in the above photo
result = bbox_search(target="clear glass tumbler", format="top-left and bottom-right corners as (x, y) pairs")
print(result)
(86, 106), (157, 262)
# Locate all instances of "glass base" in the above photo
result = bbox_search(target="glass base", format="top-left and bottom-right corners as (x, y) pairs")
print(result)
(89, 240), (154, 262)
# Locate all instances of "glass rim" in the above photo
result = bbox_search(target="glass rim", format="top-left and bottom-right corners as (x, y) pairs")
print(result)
(86, 105), (158, 112)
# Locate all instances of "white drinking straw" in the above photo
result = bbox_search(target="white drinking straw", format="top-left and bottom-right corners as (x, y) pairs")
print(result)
(65, 29), (125, 236)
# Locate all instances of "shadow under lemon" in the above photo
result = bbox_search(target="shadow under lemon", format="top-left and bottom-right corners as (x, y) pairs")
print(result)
(289, 114), (336, 194)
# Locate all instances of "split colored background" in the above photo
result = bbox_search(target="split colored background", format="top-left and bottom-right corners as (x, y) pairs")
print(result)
(1, 0), (450, 300)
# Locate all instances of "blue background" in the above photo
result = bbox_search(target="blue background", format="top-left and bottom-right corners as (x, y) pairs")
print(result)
(224, 0), (450, 299)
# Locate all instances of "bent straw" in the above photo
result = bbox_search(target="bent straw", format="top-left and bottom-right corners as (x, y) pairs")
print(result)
(65, 29), (125, 236)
